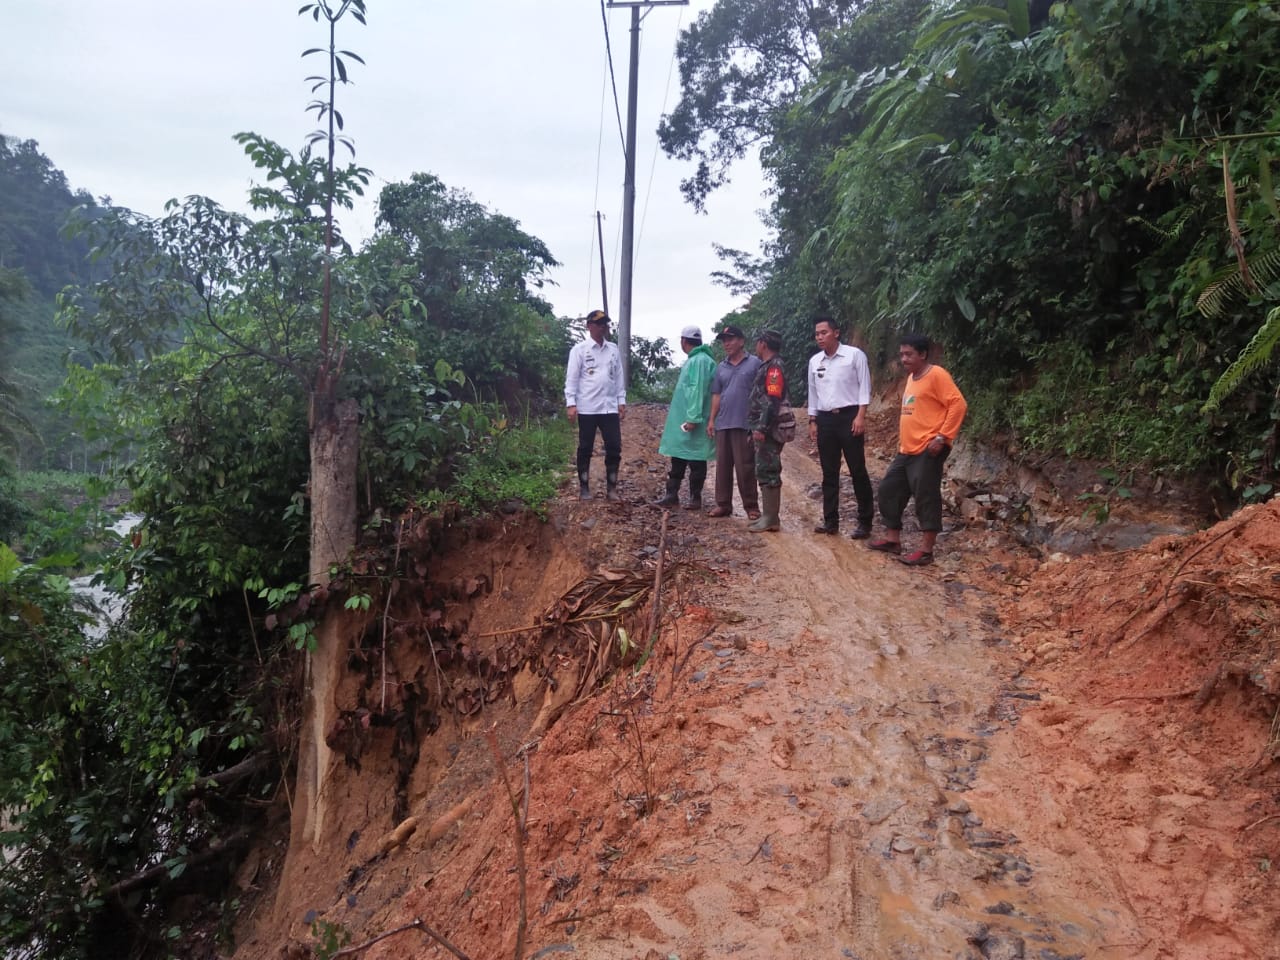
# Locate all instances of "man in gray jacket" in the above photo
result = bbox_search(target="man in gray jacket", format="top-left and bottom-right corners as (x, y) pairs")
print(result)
(705, 324), (761, 519)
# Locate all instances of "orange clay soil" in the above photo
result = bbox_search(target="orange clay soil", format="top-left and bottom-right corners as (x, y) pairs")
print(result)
(222, 402), (1278, 960)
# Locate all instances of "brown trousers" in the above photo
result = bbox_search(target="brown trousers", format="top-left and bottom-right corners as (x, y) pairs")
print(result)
(713, 428), (759, 512)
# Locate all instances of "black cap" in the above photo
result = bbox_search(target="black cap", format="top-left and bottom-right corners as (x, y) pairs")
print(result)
(753, 328), (782, 351)
(716, 324), (746, 341)
(584, 309), (610, 325)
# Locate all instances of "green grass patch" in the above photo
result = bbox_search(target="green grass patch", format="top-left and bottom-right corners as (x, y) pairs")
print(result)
(12, 469), (100, 501)
(964, 342), (1215, 475)
(430, 415), (573, 520)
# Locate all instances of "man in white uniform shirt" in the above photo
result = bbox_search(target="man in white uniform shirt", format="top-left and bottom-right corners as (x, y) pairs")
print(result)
(564, 309), (627, 501)
(807, 316), (874, 538)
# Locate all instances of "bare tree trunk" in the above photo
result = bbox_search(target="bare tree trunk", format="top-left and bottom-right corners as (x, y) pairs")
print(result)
(294, 396), (360, 853)
(309, 397), (360, 588)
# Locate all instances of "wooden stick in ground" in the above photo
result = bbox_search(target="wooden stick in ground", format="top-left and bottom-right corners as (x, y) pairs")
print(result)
(484, 726), (528, 960)
(331, 917), (471, 959)
(644, 510), (670, 662)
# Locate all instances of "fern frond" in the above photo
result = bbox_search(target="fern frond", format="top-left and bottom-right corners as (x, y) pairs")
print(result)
(1197, 248), (1280, 318)
(1127, 210), (1190, 243)
(1202, 304), (1280, 411)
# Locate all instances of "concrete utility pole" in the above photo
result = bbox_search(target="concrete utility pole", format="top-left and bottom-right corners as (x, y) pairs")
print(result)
(606, 0), (688, 388)
(596, 210), (610, 319)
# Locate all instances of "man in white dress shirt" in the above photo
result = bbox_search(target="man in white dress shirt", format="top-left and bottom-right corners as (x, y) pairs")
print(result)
(807, 316), (874, 538)
(564, 310), (627, 501)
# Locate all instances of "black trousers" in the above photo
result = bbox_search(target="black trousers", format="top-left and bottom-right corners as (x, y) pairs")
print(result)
(815, 407), (874, 527)
(576, 413), (622, 481)
(878, 447), (950, 532)
(666, 457), (707, 496)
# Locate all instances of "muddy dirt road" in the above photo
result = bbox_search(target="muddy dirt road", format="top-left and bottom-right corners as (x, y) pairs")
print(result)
(234, 404), (1279, 960)
(524, 409), (1126, 960)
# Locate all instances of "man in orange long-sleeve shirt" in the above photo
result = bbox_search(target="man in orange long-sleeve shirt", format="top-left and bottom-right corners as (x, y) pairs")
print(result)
(867, 334), (967, 566)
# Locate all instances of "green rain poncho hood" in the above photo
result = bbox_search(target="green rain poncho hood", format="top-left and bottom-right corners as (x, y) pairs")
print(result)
(658, 343), (716, 461)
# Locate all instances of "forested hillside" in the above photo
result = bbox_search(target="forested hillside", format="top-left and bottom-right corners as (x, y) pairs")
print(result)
(667, 0), (1279, 502)
(1, 2), (581, 953)
(0, 134), (112, 473)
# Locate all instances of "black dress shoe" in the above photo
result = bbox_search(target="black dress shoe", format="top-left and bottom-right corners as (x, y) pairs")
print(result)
(813, 523), (838, 535)
(849, 524), (872, 540)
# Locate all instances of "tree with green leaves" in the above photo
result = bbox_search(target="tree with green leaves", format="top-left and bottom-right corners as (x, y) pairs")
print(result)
(31, 4), (577, 940)
(659, 0), (865, 208)
(368, 172), (570, 401)
(679, 0), (1279, 497)
(628, 333), (676, 398)
(0, 134), (103, 299)
(0, 267), (33, 461)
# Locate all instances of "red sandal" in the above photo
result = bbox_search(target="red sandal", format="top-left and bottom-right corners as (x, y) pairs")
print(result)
(898, 550), (934, 566)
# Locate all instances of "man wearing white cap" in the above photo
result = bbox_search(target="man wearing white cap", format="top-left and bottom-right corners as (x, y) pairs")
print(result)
(652, 325), (716, 509)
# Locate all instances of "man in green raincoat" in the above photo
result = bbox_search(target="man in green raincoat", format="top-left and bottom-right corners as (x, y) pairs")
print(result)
(652, 325), (717, 510)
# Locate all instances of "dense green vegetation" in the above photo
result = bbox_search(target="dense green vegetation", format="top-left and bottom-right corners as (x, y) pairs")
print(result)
(4, 1), (1280, 956)
(0, 135), (115, 475)
(670, 0), (1279, 500)
(1, 4), (574, 956)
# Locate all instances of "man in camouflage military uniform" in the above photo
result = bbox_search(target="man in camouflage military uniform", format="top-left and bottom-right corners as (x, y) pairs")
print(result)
(746, 329), (790, 532)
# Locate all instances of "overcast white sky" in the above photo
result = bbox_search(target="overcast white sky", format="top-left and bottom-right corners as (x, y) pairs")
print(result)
(1, 0), (769, 347)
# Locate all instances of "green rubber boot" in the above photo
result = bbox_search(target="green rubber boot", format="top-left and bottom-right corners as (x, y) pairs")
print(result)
(747, 486), (781, 532)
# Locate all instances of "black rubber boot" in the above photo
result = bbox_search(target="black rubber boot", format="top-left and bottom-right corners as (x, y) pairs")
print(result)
(605, 470), (621, 502)
(684, 477), (704, 510)
(578, 471), (592, 501)
(651, 477), (680, 507)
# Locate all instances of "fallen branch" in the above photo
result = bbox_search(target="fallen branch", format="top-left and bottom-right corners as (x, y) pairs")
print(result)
(746, 832), (773, 865)
(476, 608), (646, 639)
(544, 906), (611, 927)
(1161, 512), (1249, 606)
(1101, 516), (1249, 652)
(521, 749), (531, 831)
(1103, 689), (1198, 706)
(474, 623), (541, 639)
(331, 917), (470, 960)
(455, 845), (495, 906)
(1116, 585), (1196, 651)
(673, 624), (719, 680)
(195, 752), (274, 791)
(105, 828), (252, 901)
(1241, 813), (1280, 833)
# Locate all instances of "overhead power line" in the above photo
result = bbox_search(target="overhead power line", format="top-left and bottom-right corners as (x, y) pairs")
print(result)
(599, 0), (627, 155)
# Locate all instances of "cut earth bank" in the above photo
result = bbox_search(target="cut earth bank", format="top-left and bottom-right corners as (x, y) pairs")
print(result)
(230, 399), (1279, 960)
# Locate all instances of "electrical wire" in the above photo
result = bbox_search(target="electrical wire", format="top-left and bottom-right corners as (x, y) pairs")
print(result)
(599, 0), (628, 156)
(587, 47), (611, 310)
